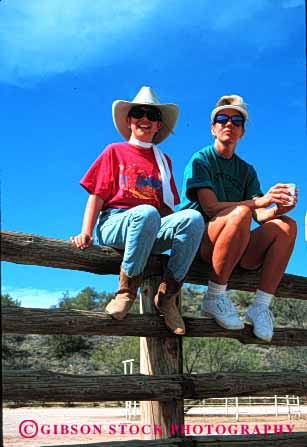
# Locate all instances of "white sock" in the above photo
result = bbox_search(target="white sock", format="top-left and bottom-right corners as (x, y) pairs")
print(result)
(253, 289), (274, 307)
(206, 280), (227, 300)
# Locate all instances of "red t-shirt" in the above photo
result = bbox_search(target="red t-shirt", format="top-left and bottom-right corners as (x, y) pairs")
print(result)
(80, 142), (180, 212)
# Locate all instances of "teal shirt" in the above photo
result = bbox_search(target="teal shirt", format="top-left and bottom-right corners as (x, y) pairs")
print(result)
(180, 145), (263, 222)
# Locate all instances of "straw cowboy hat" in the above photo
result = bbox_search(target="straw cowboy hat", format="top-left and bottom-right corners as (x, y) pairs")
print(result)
(112, 86), (179, 144)
(211, 95), (248, 123)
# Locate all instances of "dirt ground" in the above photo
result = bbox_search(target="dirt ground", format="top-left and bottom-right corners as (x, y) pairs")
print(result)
(3, 406), (307, 446)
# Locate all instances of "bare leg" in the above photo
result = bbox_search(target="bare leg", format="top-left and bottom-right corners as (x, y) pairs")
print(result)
(200, 206), (252, 330)
(240, 216), (297, 294)
(200, 205), (252, 284)
(242, 216), (297, 342)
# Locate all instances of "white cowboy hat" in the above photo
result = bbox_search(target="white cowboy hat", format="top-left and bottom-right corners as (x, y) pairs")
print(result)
(211, 95), (248, 123)
(112, 86), (179, 144)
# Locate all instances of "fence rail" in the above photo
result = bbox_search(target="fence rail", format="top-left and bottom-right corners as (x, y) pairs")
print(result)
(126, 396), (305, 421)
(3, 306), (307, 345)
(2, 230), (307, 298)
(3, 370), (307, 402)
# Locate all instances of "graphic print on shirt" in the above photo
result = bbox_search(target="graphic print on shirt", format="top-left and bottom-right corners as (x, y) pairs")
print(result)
(118, 164), (163, 202)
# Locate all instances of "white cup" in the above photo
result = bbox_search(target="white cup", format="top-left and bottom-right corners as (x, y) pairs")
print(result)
(285, 183), (296, 206)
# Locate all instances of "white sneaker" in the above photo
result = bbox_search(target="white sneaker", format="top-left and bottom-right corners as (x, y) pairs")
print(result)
(246, 304), (274, 342)
(201, 293), (244, 330)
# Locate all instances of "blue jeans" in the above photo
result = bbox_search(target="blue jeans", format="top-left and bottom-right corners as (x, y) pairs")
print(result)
(96, 205), (204, 281)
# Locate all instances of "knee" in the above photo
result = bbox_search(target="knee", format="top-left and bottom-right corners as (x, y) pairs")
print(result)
(227, 205), (252, 227)
(272, 216), (297, 241)
(179, 209), (205, 233)
(131, 205), (161, 230)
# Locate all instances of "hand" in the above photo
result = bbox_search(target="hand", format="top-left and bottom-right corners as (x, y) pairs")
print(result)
(254, 184), (294, 209)
(274, 187), (298, 216)
(70, 233), (93, 249)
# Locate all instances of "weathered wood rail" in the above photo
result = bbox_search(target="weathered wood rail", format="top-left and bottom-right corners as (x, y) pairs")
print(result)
(2, 230), (307, 298)
(2, 306), (307, 346)
(2, 229), (307, 447)
(3, 370), (307, 401)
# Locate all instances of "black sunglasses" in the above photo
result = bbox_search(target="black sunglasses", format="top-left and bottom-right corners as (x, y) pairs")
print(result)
(128, 106), (162, 122)
(214, 114), (244, 127)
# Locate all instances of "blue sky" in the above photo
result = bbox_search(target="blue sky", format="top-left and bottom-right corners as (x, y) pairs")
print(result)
(1, 0), (306, 308)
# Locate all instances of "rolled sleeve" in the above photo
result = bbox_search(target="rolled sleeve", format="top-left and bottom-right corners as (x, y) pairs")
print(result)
(80, 145), (115, 202)
(184, 156), (214, 202)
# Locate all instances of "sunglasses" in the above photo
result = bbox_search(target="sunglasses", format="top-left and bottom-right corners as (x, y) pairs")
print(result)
(128, 106), (162, 122)
(214, 114), (244, 127)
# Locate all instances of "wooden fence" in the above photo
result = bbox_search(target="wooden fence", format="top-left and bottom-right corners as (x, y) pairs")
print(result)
(2, 230), (307, 447)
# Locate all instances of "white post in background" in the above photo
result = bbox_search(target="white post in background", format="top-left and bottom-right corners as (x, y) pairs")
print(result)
(235, 397), (239, 422)
(274, 395), (278, 417)
(286, 394), (290, 420)
(297, 396), (301, 419)
(122, 359), (135, 420)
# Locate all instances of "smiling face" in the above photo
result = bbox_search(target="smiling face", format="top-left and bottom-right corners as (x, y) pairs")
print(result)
(211, 108), (245, 146)
(127, 106), (163, 143)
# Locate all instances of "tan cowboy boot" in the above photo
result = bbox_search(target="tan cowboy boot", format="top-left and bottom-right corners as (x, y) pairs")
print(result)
(154, 271), (185, 335)
(105, 269), (142, 320)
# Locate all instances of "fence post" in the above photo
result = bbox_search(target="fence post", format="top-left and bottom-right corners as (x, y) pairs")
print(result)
(139, 276), (184, 440)
(122, 359), (135, 421)
(297, 396), (301, 418)
(235, 396), (239, 422)
(286, 394), (291, 420)
(274, 394), (278, 417)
